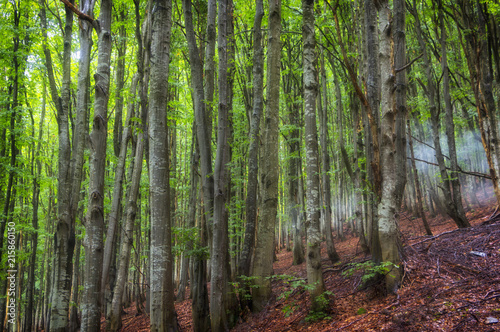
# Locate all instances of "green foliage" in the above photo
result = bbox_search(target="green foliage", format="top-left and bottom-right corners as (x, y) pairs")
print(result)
(342, 260), (398, 285)
(357, 307), (367, 315)
(271, 275), (333, 321)
(231, 275), (260, 301)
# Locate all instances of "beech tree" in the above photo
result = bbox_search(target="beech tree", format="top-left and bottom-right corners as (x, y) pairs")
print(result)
(148, 0), (177, 329)
(302, 0), (327, 311)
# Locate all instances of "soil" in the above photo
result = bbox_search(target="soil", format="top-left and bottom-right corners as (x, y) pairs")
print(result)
(103, 186), (500, 331)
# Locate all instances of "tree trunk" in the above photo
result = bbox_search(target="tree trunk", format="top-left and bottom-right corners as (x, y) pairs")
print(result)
(108, 131), (144, 331)
(102, 74), (138, 304)
(25, 77), (46, 332)
(148, 0), (177, 329)
(211, 0), (235, 329)
(181, 0), (211, 329)
(439, 3), (468, 227)
(81, 0), (112, 328)
(376, 0), (406, 293)
(408, 122), (433, 236)
(318, 50), (340, 264)
(252, 0), (281, 312)
(238, 0), (264, 283)
(303, 0), (327, 312)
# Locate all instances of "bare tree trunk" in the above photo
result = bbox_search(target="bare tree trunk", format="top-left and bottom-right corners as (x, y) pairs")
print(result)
(148, 0), (177, 329)
(81, 0), (112, 328)
(439, 3), (468, 227)
(408, 123), (432, 236)
(238, 0), (264, 282)
(211, 0), (235, 329)
(376, 0), (406, 293)
(303, 0), (327, 312)
(25, 80), (46, 332)
(108, 131), (144, 331)
(181, 0), (211, 329)
(252, 0), (281, 312)
(318, 50), (340, 264)
(102, 74), (138, 304)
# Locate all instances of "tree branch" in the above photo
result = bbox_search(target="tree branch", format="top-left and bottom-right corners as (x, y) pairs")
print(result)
(395, 53), (423, 73)
(59, 0), (95, 24)
(409, 157), (491, 179)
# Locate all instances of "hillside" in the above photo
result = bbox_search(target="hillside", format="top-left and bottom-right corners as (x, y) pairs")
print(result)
(106, 190), (500, 331)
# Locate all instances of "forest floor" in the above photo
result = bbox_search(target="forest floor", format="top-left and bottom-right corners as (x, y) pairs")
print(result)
(107, 188), (500, 331)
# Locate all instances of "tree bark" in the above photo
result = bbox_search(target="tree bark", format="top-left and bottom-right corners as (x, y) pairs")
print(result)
(252, 0), (281, 312)
(148, 0), (177, 329)
(181, 0), (211, 329)
(238, 0), (264, 283)
(376, 0), (406, 293)
(211, 0), (234, 329)
(108, 130), (144, 332)
(318, 50), (340, 264)
(81, 0), (112, 328)
(408, 122), (432, 236)
(102, 74), (138, 305)
(303, 0), (327, 312)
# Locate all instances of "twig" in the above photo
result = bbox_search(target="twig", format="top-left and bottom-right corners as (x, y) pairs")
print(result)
(410, 229), (466, 247)
(396, 54), (423, 73)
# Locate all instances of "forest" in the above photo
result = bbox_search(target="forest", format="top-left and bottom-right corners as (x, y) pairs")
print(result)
(1, 0), (500, 330)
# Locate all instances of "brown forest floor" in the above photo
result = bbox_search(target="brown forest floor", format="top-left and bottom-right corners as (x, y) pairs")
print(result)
(104, 186), (500, 331)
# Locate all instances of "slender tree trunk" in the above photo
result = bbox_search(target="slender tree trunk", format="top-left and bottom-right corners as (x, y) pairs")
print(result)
(102, 74), (138, 303)
(68, 234), (82, 332)
(408, 122), (432, 236)
(25, 79), (46, 332)
(318, 51), (340, 264)
(362, 0), (381, 259)
(148, 0), (177, 329)
(42, 1), (77, 328)
(211, 0), (234, 329)
(81, 0), (112, 328)
(439, 3), (468, 227)
(252, 0), (281, 312)
(108, 131), (144, 331)
(238, 0), (264, 282)
(113, 7), (127, 158)
(181, 0), (211, 328)
(303, 0), (327, 312)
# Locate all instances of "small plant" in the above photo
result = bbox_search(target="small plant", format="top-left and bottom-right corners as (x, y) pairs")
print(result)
(231, 275), (259, 301)
(282, 301), (299, 317)
(342, 260), (398, 285)
(271, 274), (308, 301)
(305, 310), (331, 322)
(357, 307), (367, 315)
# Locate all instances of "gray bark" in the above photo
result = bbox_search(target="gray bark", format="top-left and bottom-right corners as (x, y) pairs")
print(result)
(108, 130), (144, 331)
(303, 0), (327, 312)
(211, 0), (234, 329)
(181, 0), (211, 329)
(81, 0), (112, 328)
(318, 51), (340, 264)
(239, 0), (264, 282)
(148, 0), (177, 329)
(252, 0), (281, 312)
(102, 74), (139, 302)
